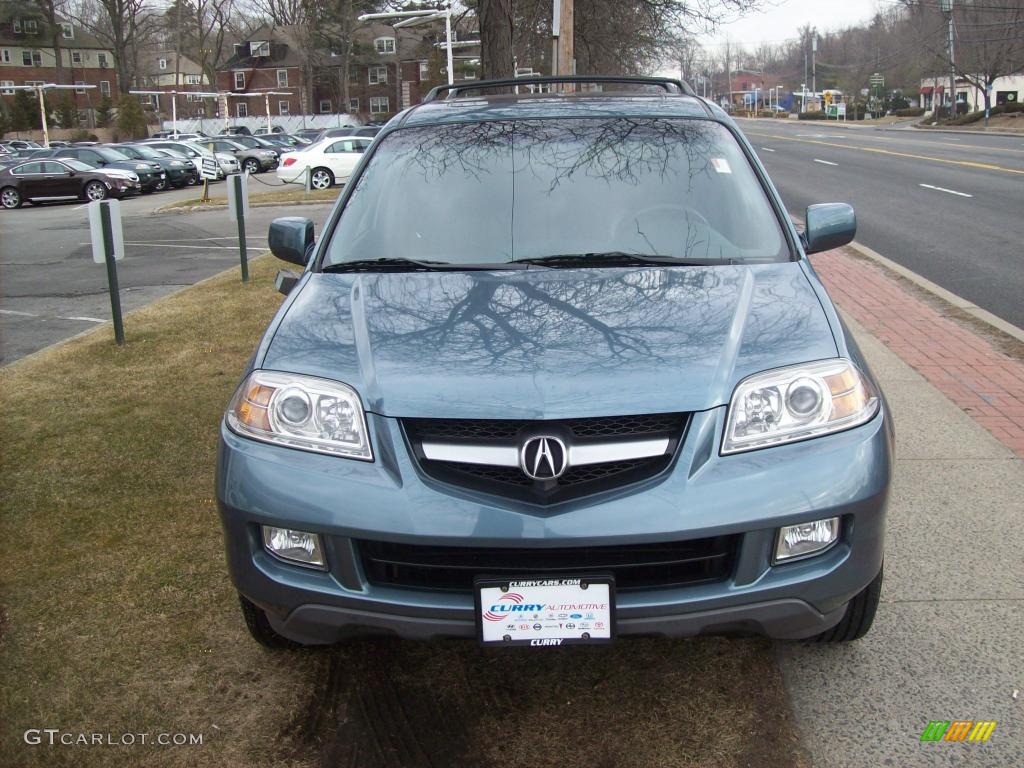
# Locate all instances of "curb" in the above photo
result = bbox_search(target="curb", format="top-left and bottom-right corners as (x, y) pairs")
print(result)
(846, 240), (1024, 344)
(2, 252), (274, 371)
(154, 197), (334, 214)
(910, 124), (1024, 138)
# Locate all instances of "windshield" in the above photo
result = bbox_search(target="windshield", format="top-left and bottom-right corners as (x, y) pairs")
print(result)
(324, 118), (788, 268)
(131, 146), (164, 160)
(96, 147), (130, 161)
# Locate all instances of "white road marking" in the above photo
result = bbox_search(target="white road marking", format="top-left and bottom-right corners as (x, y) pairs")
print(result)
(813, 158), (839, 166)
(61, 316), (106, 323)
(0, 308), (38, 317)
(760, 147), (776, 152)
(919, 183), (973, 198)
(77, 242), (256, 250)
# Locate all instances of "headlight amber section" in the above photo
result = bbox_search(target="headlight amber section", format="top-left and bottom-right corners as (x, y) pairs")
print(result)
(227, 371), (373, 460)
(722, 359), (879, 454)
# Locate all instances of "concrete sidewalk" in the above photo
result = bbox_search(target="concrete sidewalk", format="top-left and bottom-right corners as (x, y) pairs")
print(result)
(777, 251), (1023, 767)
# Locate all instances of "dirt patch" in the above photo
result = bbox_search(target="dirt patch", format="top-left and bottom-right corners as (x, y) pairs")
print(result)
(300, 637), (808, 768)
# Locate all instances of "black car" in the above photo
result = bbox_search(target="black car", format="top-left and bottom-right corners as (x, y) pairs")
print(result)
(109, 143), (194, 188)
(220, 126), (252, 136)
(0, 158), (140, 208)
(146, 147), (201, 185)
(42, 146), (166, 192)
(260, 133), (311, 149)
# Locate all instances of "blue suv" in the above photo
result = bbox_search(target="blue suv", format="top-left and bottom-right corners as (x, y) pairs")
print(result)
(217, 76), (892, 649)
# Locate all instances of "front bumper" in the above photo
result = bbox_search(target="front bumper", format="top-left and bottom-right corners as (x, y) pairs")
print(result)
(217, 407), (892, 644)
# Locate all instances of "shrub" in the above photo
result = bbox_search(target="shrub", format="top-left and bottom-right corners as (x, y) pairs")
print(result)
(116, 95), (148, 138)
(894, 107), (925, 117)
(797, 111), (827, 120)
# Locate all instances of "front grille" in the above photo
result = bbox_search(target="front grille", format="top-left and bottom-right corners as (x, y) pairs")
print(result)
(402, 413), (688, 505)
(359, 536), (738, 593)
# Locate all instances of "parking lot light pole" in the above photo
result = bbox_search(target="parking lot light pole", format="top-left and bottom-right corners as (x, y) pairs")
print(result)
(359, 7), (456, 86)
(130, 90), (221, 135)
(7, 83), (96, 147)
(240, 91), (292, 134)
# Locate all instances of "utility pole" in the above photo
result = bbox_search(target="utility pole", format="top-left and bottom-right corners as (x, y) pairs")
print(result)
(556, 0), (574, 87)
(811, 31), (817, 101)
(941, 0), (956, 120)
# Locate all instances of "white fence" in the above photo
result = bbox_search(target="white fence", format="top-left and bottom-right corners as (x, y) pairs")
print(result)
(160, 113), (362, 134)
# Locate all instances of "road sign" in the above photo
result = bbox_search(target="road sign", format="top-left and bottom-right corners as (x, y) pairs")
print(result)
(227, 171), (249, 223)
(88, 199), (124, 263)
(87, 199), (126, 344)
(228, 173), (250, 282)
(869, 73), (884, 86)
(199, 156), (218, 180)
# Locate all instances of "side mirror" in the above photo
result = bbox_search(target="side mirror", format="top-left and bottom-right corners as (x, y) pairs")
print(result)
(66, 170), (75, 177)
(269, 217), (315, 266)
(803, 203), (856, 255)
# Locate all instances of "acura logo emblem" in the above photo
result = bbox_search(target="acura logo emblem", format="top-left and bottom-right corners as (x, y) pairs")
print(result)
(520, 436), (568, 480)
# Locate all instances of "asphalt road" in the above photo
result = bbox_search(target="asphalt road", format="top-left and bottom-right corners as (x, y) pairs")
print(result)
(0, 182), (335, 365)
(736, 118), (1024, 329)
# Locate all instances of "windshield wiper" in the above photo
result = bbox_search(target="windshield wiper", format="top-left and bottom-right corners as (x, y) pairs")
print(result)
(321, 258), (527, 273)
(515, 252), (727, 268)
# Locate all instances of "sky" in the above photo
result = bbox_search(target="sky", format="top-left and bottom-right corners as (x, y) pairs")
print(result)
(697, 0), (885, 53)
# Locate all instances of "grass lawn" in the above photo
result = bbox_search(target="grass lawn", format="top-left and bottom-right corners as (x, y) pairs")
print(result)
(160, 186), (339, 210)
(0, 255), (809, 767)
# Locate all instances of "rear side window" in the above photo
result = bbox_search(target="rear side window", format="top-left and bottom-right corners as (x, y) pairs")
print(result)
(325, 118), (788, 267)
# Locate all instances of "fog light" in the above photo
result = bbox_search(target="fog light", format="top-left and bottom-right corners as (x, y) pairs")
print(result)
(774, 517), (840, 563)
(262, 526), (326, 569)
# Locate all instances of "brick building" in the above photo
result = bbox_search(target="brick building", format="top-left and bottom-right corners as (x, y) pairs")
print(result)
(0, 12), (118, 124)
(214, 20), (480, 123)
(134, 51), (211, 119)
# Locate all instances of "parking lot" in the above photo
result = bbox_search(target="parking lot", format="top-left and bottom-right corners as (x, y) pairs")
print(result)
(0, 180), (335, 364)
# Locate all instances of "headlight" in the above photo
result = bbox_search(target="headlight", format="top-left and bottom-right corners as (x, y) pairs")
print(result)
(721, 359), (878, 454)
(226, 371), (372, 460)
(135, 163), (148, 170)
(170, 160), (184, 167)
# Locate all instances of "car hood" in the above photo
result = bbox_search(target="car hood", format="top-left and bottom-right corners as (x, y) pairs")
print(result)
(261, 263), (838, 419)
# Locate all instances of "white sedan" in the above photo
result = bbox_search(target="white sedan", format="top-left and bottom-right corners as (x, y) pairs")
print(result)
(276, 136), (372, 189)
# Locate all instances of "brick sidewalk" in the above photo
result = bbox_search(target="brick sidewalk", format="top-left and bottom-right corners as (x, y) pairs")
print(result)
(811, 249), (1024, 458)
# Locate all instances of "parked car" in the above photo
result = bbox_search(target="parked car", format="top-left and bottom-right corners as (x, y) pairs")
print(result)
(218, 75), (891, 649)
(108, 143), (194, 188)
(292, 128), (324, 141)
(203, 137), (279, 175)
(227, 134), (285, 154)
(261, 133), (311, 149)
(275, 136), (371, 188)
(253, 125), (284, 135)
(150, 130), (210, 140)
(47, 140), (73, 147)
(146, 147), (200, 185)
(0, 157), (139, 208)
(142, 140), (238, 179)
(1, 139), (43, 151)
(41, 146), (166, 192)
(220, 125), (252, 136)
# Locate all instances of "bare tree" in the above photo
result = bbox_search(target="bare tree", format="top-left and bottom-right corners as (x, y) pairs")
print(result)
(478, 0), (514, 79)
(67, 0), (160, 91)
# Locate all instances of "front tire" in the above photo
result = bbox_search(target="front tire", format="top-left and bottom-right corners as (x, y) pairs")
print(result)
(1, 186), (22, 209)
(813, 567), (882, 643)
(238, 594), (300, 649)
(84, 181), (108, 202)
(310, 167), (334, 190)
(153, 176), (169, 191)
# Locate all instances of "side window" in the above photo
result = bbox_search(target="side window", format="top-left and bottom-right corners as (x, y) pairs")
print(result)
(354, 139), (370, 152)
(15, 162), (44, 174)
(326, 142), (344, 154)
(41, 162), (66, 173)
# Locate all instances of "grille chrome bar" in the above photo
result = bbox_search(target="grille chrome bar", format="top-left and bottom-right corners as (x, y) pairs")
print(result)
(419, 437), (671, 467)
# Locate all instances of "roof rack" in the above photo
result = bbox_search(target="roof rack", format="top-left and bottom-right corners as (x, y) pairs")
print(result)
(422, 74), (696, 103)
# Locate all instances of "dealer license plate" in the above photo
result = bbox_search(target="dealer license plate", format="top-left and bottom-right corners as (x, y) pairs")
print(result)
(475, 576), (615, 646)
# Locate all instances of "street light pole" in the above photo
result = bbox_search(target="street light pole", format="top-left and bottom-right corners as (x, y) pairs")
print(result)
(8, 84), (96, 146)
